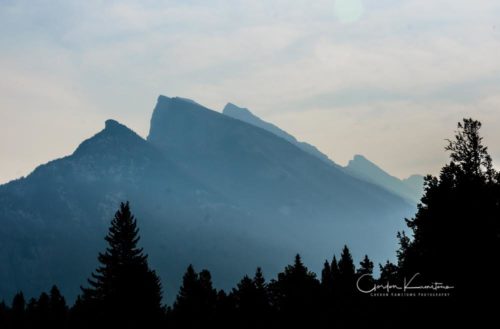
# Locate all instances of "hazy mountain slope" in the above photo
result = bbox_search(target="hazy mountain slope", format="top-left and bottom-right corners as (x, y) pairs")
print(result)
(345, 155), (424, 204)
(149, 96), (408, 216)
(222, 102), (423, 204)
(403, 174), (425, 198)
(222, 102), (336, 166)
(148, 95), (415, 267)
(0, 120), (280, 302)
(0, 96), (417, 304)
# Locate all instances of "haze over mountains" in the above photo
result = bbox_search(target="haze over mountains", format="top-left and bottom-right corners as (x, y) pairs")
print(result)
(0, 95), (422, 302)
(222, 103), (337, 167)
(222, 102), (424, 204)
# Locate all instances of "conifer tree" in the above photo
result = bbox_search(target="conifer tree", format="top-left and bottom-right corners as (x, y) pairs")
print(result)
(81, 201), (164, 328)
(37, 292), (50, 325)
(321, 260), (333, 292)
(397, 118), (500, 300)
(173, 265), (217, 328)
(213, 290), (235, 329)
(233, 275), (256, 318)
(231, 268), (271, 328)
(253, 268), (267, 298)
(378, 261), (399, 283)
(269, 254), (320, 326)
(198, 269), (217, 318)
(357, 255), (374, 276)
(49, 286), (68, 329)
(356, 255), (374, 293)
(11, 292), (26, 329)
(330, 255), (340, 289)
(26, 297), (38, 328)
(338, 245), (355, 293)
(320, 258), (335, 306)
(252, 267), (270, 318)
(174, 265), (199, 316)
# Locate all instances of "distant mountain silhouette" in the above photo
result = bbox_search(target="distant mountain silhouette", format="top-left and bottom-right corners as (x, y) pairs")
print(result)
(222, 102), (337, 166)
(0, 95), (416, 303)
(402, 174), (425, 196)
(344, 155), (424, 204)
(222, 102), (424, 204)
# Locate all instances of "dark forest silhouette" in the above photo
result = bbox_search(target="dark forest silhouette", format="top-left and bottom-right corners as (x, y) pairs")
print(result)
(0, 118), (498, 328)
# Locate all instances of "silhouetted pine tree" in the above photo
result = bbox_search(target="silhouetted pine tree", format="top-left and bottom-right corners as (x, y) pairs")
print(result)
(356, 255), (374, 294)
(49, 286), (68, 329)
(199, 269), (217, 315)
(378, 261), (399, 283)
(357, 255), (374, 276)
(319, 255), (340, 307)
(231, 267), (271, 328)
(34, 293), (50, 327)
(318, 258), (335, 327)
(2, 287), (69, 329)
(25, 298), (38, 329)
(11, 292), (25, 329)
(80, 201), (164, 328)
(233, 275), (256, 326)
(352, 255), (375, 327)
(338, 246), (355, 295)
(253, 267), (269, 311)
(69, 296), (86, 329)
(330, 255), (340, 294)
(397, 118), (500, 304)
(172, 265), (217, 328)
(334, 246), (356, 326)
(173, 264), (199, 321)
(269, 254), (320, 327)
(320, 260), (333, 294)
(213, 290), (236, 329)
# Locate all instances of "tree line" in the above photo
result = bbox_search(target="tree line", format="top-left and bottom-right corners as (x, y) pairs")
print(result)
(1, 118), (498, 327)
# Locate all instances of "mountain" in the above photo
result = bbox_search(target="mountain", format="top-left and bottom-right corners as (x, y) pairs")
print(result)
(345, 155), (424, 204)
(403, 174), (426, 196)
(0, 119), (232, 302)
(0, 95), (416, 303)
(221, 102), (424, 204)
(222, 103), (336, 166)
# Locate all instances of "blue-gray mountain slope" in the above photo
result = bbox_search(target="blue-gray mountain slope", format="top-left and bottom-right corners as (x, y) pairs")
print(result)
(222, 103), (424, 204)
(223, 102), (337, 167)
(345, 155), (424, 204)
(0, 96), (416, 303)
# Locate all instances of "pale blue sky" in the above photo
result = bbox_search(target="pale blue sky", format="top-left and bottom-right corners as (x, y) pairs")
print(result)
(1, 0), (500, 183)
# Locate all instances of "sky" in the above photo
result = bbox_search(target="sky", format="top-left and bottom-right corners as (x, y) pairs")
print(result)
(1, 0), (500, 184)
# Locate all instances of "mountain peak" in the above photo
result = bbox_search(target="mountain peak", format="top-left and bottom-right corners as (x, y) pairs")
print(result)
(157, 94), (171, 103)
(157, 94), (199, 107)
(345, 155), (423, 203)
(222, 103), (297, 142)
(347, 154), (388, 175)
(148, 94), (220, 149)
(73, 119), (147, 158)
(223, 102), (253, 116)
(222, 102), (337, 166)
(350, 154), (375, 166)
(352, 154), (369, 161)
(104, 119), (123, 129)
(101, 119), (138, 137)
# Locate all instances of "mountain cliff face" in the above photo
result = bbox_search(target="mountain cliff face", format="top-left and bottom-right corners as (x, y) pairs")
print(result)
(222, 102), (337, 166)
(402, 174), (425, 196)
(0, 95), (416, 303)
(221, 103), (424, 204)
(345, 155), (424, 204)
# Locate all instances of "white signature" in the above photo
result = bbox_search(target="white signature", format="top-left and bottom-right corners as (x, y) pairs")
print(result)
(356, 273), (455, 294)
